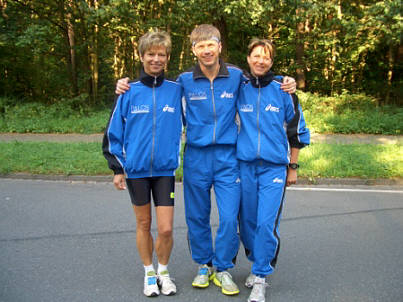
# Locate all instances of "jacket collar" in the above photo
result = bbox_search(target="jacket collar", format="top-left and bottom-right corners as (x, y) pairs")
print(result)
(250, 71), (274, 88)
(140, 68), (164, 88)
(193, 58), (229, 80)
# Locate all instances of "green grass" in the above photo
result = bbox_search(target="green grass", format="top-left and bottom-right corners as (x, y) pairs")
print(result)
(0, 142), (401, 180)
(1, 94), (402, 134)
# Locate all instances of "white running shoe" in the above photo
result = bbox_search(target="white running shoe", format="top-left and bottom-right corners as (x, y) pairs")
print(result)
(158, 270), (176, 295)
(247, 277), (268, 302)
(245, 273), (257, 288)
(143, 271), (160, 297)
(213, 271), (240, 295)
(192, 264), (215, 288)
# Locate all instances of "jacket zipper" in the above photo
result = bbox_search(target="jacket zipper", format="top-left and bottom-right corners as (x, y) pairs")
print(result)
(211, 80), (217, 144)
(257, 79), (261, 158)
(150, 76), (157, 176)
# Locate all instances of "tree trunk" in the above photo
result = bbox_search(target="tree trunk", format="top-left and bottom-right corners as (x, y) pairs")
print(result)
(296, 8), (306, 90)
(64, 0), (78, 96)
(214, 16), (228, 61)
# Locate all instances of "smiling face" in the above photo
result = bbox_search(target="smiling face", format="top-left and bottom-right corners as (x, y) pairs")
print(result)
(140, 45), (168, 77)
(192, 39), (222, 69)
(247, 45), (273, 77)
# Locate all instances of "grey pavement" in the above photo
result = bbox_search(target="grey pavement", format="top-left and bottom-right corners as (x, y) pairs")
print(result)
(0, 133), (402, 145)
(1, 179), (403, 302)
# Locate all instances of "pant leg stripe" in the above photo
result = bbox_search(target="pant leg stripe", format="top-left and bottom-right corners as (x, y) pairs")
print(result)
(270, 184), (286, 268)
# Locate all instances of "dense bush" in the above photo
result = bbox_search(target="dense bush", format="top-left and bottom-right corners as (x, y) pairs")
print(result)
(0, 94), (402, 134)
(298, 92), (403, 134)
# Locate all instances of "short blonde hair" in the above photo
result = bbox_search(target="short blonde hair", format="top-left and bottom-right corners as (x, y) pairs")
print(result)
(248, 38), (276, 61)
(138, 30), (172, 57)
(190, 24), (221, 46)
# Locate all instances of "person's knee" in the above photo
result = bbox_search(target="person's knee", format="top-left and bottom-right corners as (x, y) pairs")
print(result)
(136, 216), (152, 232)
(220, 215), (238, 228)
(158, 225), (173, 239)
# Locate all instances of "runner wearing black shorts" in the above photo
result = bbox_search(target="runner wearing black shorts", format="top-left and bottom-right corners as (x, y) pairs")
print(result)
(102, 30), (182, 297)
(126, 176), (175, 206)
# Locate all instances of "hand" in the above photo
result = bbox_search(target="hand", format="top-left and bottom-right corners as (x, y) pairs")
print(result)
(113, 174), (126, 190)
(281, 76), (297, 94)
(286, 168), (297, 186)
(115, 77), (130, 95)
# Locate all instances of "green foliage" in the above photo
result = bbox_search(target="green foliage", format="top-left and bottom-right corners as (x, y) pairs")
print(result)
(0, 0), (401, 105)
(299, 92), (403, 134)
(0, 142), (401, 179)
(1, 94), (401, 134)
(0, 97), (109, 133)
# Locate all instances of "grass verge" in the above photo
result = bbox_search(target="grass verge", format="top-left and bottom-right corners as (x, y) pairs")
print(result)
(0, 142), (401, 180)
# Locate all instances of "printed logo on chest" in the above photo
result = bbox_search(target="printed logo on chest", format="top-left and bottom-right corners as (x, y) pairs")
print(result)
(188, 91), (207, 101)
(163, 104), (175, 113)
(265, 104), (280, 113)
(131, 105), (150, 114)
(240, 104), (253, 112)
(220, 91), (234, 99)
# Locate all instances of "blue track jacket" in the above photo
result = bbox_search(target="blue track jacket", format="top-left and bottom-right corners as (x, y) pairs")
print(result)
(177, 60), (245, 147)
(102, 70), (183, 178)
(237, 71), (310, 163)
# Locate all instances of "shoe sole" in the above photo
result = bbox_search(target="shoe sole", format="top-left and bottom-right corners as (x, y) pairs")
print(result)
(161, 290), (176, 296)
(213, 277), (240, 295)
(191, 272), (216, 288)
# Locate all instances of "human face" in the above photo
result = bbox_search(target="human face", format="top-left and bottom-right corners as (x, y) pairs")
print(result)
(247, 45), (273, 77)
(192, 40), (222, 69)
(141, 45), (169, 77)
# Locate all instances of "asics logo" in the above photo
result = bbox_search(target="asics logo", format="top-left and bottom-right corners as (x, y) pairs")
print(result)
(265, 104), (280, 112)
(163, 105), (175, 113)
(221, 91), (234, 99)
(131, 105), (150, 114)
(273, 177), (283, 183)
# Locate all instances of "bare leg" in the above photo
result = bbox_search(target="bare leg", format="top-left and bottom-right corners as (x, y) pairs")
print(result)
(133, 203), (153, 265)
(155, 206), (174, 265)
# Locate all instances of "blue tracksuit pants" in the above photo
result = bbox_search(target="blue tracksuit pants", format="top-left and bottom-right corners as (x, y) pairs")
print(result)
(183, 144), (240, 271)
(239, 160), (287, 277)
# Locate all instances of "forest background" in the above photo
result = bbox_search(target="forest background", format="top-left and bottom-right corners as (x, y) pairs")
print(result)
(0, 0), (402, 136)
(0, 0), (402, 179)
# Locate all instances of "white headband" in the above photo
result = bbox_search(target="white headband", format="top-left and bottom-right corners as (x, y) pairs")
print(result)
(192, 36), (220, 47)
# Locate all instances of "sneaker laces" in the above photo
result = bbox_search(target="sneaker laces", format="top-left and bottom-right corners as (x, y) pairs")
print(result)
(219, 271), (235, 286)
(198, 265), (209, 275)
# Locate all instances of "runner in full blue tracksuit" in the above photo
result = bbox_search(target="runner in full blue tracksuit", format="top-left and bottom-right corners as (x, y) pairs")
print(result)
(178, 25), (298, 296)
(237, 39), (310, 302)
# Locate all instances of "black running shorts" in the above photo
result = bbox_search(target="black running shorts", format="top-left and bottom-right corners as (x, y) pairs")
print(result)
(126, 176), (175, 206)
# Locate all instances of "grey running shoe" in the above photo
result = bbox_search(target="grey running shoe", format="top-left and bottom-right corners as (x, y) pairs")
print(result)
(143, 271), (160, 297)
(213, 271), (240, 295)
(158, 270), (176, 295)
(245, 273), (257, 288)
(247, 277), (268, 302)
(192, 264), (215, 288)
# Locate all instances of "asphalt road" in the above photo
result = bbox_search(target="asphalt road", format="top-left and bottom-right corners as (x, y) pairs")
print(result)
(1, 179), (402, 302)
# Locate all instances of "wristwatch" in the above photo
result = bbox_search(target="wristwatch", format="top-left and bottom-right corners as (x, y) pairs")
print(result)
(288, 163), (299, 170)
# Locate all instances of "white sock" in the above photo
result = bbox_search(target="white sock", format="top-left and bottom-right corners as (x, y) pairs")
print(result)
(157, 263), (168, 275)
(144, 264), (155, 276)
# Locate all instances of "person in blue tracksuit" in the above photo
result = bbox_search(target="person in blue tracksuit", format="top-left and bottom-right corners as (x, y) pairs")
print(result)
(114, 24), (297, 297)
(237, 38), (310, 302)
(102, 31), (182, 298)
